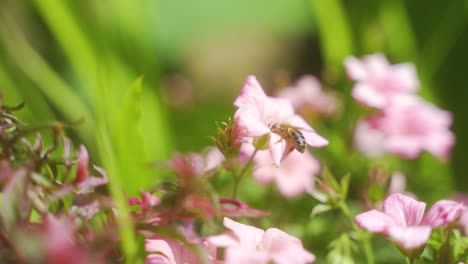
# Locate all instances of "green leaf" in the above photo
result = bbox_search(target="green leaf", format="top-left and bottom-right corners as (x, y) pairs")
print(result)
(340, 173), (351, 200)
(309, 0), (354, 77)
(322, 167), (340, 193)
(113, 76), (147, 196)
(311, 204), (333, 217)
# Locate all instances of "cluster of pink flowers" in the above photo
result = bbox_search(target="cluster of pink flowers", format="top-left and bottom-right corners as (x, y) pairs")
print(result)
(347, 54), (455, 160)
(355, 193), (464, 257)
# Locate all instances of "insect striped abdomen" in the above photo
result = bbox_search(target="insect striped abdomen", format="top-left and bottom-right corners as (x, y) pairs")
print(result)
(291, 130), (306, 153)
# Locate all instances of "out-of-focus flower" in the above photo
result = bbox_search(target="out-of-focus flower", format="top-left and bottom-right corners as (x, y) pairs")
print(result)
(43, 215), (89, 264)
(170, 148), (225, 179)
(145, 221), (206, 264)
(129, 191), (161, 213)
(387, 172), (406, 195)
(453, 193), (468, 235)
(76, 165), (108, 194)
(205, 147), (225, 171)
(379, 95), (455, 159)
(74, 145), (89, 184)
(355, 193), (464, 256)
(354, 118), (385, 158)
(207, 217), (315, 264)
(354, 95), (455, 160)
(234, 76), (328, 165)
(242, 143), (320, 197)
(145, 238), (202, 264)
(278, 75), (340, 116)
(345, 53), (419, 108)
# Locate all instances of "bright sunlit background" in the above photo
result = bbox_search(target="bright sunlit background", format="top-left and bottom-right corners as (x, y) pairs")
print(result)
(1, 1), (468, 261)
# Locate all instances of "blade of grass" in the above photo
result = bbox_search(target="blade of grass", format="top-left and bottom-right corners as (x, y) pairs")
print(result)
(96, 123), (138, 264)
(114, 76), (148, 196)
(32, 0), (97, 106)
(309, 0), (355, 76)
(1, 24), (94, 146)
(420, 1), (467, 80)
(378, 0), (418, 61)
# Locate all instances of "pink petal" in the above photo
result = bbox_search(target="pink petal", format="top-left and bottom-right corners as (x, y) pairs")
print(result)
(424, 132), (455, 160)
(234, 108), (271, 137)
(269, 133), (286, 166)
(224, 248), (269, 264)
(387, 225), (431, 250)
(355, 210), (395, 232)
(352, 83), (386, 108)
(207, 233), (240, 248)
(384, 135), (423, 159)
(383, 193), (426, 226)
(145, 253), (172, 264)
(344, 56), (368, 81)
(390, 63), (419, 92)
(388, 172), (406, 195)
(223, 218), (264, 249)
(262, 228), (316, 264)
(354, 118), (385, 157)
(233, 76), (267, 108)
(204, 147), (225, 171)
(274, 159), (316, 197)
(75, 145), (89, 183)
(145, 239), (175, 263)
(287, 115), (328, 147)
(422, 200), (465, 227)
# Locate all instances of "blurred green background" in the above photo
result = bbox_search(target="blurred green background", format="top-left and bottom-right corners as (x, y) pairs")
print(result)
(0, 0), (467, 261)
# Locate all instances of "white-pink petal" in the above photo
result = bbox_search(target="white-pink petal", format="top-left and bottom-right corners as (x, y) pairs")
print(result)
(383, 193), (426, 227)
(387, 226), (431, 250)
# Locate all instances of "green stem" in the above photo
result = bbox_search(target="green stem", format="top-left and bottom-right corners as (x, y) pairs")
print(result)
(339, 202), (374, 264)
(232, 148), (258, 198)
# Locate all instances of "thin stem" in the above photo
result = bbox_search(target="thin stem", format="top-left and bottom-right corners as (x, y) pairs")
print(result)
(339, 202), (374, 264)
(232, 148), (258, 198)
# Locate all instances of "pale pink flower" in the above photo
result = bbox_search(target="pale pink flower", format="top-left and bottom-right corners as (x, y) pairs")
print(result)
(207, 217), (315, 264)
(145, 221), (206, 264)
(387, 172), (407, 195)
(234, 76), (328, 165)
(354, 118), (385, 158)
(278, 75), (339, 116)
(345, 53), (419, 108)
(453, 193), (468, 235)
(242, 143), (320, 197)
(355, 193), (464, 253)
(379, 95), (455, 159)
(205, 147), (224, 171)
(354, 95), (455, 160)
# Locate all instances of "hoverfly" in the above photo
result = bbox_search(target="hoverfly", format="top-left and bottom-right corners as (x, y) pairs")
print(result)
(270, 122), (307, 153)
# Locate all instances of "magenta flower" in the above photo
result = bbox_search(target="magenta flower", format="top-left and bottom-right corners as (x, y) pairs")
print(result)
(345, 53), (419, 108)
(74, 145), (89, 183)
(170, 148), (225, 178)
(207, 217), (315, 264)
(355, 193), (464, 254)
(129, 191), (161, 213)
(278, 75), (339, 116)
(234, 76), (328, 165)
(242, 143), (320, 197)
